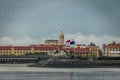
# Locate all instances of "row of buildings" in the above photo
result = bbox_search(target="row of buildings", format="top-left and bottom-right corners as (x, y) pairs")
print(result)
(0, 31), (120, 57)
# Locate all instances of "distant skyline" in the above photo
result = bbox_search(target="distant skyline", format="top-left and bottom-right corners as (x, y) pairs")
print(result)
(0, 0), (120, 46)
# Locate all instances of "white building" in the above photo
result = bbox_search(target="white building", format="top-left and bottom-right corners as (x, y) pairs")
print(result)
(103, 42), (120, 57)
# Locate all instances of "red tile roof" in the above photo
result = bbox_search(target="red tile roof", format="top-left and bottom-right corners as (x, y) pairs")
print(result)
(0, 46), (11, 50)
(0, 45), (89, 53)
(14, 46), (31, 50)
(103, 45), (120, 48)
(62, 47), (89, 53)
(0, 45), (58, 50)
(33, 46), (57, 50)
(75, 48), (89, 53)
(103, 42), (120, 49)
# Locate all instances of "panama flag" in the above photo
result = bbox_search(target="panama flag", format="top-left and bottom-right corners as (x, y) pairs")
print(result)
(66, 39), (71, 43)
(66, 39), (75, 45)
(70, 40), (75, 45)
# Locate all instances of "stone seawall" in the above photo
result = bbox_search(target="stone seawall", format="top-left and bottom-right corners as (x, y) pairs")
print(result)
(28, 60), (120, 68)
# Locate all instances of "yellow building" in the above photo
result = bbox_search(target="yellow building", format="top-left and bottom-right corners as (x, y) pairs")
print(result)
(0, 31), (65, 56)
(44, 31), (64, 45)
(44, 40), (59, 45)
(0, 45), (58, 56)
(58, 31), (64, 45)
(87, 43), (99, 57)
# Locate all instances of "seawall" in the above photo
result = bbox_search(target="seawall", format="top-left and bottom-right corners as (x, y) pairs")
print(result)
(28, 60), (120, 68)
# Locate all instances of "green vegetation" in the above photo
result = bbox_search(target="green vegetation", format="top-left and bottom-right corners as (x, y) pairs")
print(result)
(29, 60), (120, 68)
(66, 52), (98, 60)
(0, 52), (49, 59)
(25, 52), (48, 56)
(25, 52), (49, 60)
(98, 56), (120, 60)
(1, 52), (120, 61)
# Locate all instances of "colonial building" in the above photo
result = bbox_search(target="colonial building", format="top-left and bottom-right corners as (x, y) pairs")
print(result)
(0, 45), (57, 56)
(87, 43), (99, 57)
(58, 31), (64, 45)
(44, 31), (64, 45)
(74, 43), (99, 57)
(62, 46), (89, 57)
(103, 41), (120, 57)
(0, 31), (100, 58)
(0, 44), (90, 57)
(0, 31), (65, 56)
(44, 40), (59, 45)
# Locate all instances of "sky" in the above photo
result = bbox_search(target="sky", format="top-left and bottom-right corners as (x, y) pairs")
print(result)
(0, 0), (120, 47)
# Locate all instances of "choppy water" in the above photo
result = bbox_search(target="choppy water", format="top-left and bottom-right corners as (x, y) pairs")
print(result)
(0, 71), (120, 80)
(0, 64), (120, 80)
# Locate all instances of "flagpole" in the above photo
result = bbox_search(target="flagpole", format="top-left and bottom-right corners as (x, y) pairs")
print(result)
(71, 40), (75, 60)
(66, 39), (75, 60)
(74, 43), (75, 60)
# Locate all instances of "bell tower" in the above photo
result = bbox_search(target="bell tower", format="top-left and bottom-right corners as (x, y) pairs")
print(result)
(58, 31), (64, 45)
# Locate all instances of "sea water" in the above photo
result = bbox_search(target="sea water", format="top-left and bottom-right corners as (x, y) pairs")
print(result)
(0, 64), (120, 80)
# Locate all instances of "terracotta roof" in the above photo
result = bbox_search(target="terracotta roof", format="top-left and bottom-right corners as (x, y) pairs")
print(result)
(103, 42), (120, 48)
(103, 44), (120, 48)
(62, 47), (89, 53)
(0, 45), (89, 53)
(14, 46), (31, 50)
(33, 46), (57, 50)
(75, 48), (89, 53)
(0, 46), (11, 50)
(0, 46), (57, 50)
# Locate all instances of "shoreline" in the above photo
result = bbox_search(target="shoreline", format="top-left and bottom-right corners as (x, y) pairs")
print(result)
(0, 65), (120, 72)
(0, 60), (120, 68)
(0, 63), (120, 72)
(28, 60), (120, 68)
(0, 63), (31, 67)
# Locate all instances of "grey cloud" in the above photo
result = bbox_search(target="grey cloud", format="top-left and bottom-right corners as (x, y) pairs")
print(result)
(0, 0), (120, 39)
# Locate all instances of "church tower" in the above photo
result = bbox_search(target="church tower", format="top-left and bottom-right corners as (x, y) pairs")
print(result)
(58, 31), (64, 45)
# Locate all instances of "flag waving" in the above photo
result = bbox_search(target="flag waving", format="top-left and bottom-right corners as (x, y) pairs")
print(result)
(66, 39), (75, 45)
(70, 40), (75, 45)
(66, 39), (71, 43)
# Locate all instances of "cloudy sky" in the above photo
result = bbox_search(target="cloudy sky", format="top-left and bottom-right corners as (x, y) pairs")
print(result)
(0, 0), (120, 47)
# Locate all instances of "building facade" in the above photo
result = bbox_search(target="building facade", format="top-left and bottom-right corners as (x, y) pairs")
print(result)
(44, 40), (58, 45)
(0, 31), (100, 58)
(103, 42), (120, 57)
(0, 31), (65, 56)
(62, 46), (90, 57)
(58, 31), (64, 45)
(44, 31), (64, 45)
(87, 43), (99, 57)
(0, 45), (58, 56)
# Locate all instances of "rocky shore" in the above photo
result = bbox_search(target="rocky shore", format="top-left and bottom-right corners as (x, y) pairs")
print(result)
(28, 60), (120, 68)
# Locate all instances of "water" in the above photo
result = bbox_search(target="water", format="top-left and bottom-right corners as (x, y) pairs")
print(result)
(0, 71), (120, 80)
(0, 64), (120, 80)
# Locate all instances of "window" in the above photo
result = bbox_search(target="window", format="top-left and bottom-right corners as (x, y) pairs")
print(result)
(117, 49), (119, 51)
(113, 49), (114, 51)
(110, 49), (111, 51)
